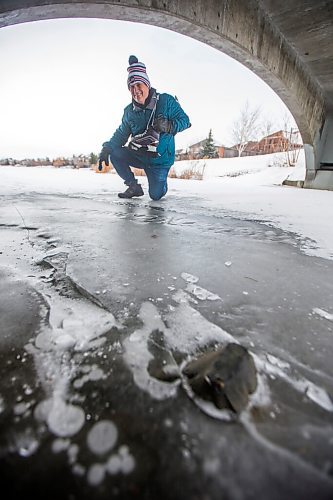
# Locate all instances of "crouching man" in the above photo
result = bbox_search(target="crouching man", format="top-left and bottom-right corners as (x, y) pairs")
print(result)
(98, 55), (191, 200)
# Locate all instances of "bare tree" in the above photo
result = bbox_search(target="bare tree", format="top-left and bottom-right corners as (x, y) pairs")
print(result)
(280, 112), (303, 166)
(259, 117), (274, 138)
(231, 101), (261, 157)
(284, 127), (303, 166)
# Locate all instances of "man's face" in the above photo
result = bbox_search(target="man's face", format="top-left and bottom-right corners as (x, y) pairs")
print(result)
(130, 82), (149, 104)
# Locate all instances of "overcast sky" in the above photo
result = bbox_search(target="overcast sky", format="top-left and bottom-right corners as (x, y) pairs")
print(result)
(0, 18), (296, 159)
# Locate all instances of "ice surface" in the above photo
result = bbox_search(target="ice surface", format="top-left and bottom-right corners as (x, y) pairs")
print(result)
(1, 152), (332, 262)
(1, 160), (333, 493)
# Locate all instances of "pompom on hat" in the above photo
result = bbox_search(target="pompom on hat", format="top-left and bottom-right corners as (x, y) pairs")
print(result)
(127, 55), (151, 89)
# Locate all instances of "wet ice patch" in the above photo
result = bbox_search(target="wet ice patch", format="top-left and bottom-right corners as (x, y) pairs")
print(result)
(313, 307), (333, 322)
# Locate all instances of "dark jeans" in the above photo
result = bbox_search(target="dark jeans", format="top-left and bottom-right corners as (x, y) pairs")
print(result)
(109, 146), (170, 201)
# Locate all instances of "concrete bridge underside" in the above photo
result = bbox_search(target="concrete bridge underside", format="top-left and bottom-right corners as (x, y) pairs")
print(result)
(1, 0), (333, 190)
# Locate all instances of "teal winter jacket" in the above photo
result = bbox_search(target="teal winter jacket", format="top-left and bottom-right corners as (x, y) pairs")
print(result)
(106, 91), (191, 168)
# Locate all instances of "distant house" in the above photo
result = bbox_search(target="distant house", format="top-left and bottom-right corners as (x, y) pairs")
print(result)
(258, 130), (302, 154)
(175, 148), (189, 161)
(176, 129), (302, 162)
(232, 130), (303, 156)
(52, 157), (68, 168)
(72, 155), (90, 168)
(215, 146), (239, 159)
(187, 139), (207, 158)
(180, 140), (238, 160)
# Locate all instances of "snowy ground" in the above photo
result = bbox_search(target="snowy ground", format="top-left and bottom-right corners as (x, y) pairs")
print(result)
(1, 154), (333, 499)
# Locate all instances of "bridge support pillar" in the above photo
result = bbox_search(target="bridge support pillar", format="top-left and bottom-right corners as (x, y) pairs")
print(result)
(304, 113), (333, 191)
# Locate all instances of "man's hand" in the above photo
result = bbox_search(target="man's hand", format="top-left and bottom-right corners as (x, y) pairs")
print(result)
(98, 143), (112, 171)
(153, 115), (173, 134)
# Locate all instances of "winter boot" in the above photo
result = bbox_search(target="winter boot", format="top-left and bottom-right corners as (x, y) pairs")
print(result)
(118, 182), (144, 199)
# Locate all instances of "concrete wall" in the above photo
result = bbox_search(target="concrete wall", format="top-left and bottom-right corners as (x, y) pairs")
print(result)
(0, 0), (332, 189)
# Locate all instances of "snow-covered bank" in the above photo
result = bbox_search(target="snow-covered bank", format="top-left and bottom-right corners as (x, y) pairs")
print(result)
(1, 149), (332, 260)
(173, 150), (306, 181)
(171, 150), (333, 260)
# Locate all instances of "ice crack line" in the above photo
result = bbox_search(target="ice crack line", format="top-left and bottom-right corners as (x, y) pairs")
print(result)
(14, 205), (33, 247)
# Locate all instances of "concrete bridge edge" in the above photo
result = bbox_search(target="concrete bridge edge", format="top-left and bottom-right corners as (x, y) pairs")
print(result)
(0, 1), (332, 190)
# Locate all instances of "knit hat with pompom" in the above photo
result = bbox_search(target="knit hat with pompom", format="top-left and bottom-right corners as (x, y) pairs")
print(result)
(127, 55), (151, 89)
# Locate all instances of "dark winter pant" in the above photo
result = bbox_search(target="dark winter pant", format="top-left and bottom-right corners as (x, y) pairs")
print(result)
(109, 146), (170, 201)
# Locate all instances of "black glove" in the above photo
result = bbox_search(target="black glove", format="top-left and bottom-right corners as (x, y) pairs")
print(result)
(153, 115), (173, 134)
(98, 143), (112, 171)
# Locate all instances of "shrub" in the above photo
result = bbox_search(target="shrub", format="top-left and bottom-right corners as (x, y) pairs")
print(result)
(172, 161), (206, 180)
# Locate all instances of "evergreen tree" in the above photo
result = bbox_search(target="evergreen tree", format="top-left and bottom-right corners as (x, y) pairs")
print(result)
(89, 152), (98, 165)
(200, 129), (218, 158)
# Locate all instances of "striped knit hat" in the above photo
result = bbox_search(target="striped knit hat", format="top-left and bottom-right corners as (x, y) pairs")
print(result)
(127, 55), (151, 89)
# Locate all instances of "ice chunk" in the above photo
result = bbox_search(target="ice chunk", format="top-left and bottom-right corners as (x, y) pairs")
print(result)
(165, 302), (235, 353)
(313, 307), (333, 322)
(123, 302), (178, 401)
(181, 272), (199, 283)
(186, 283), (220, 301)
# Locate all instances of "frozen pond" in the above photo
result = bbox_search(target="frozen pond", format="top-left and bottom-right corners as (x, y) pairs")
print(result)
(0, 164), (333, 499)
